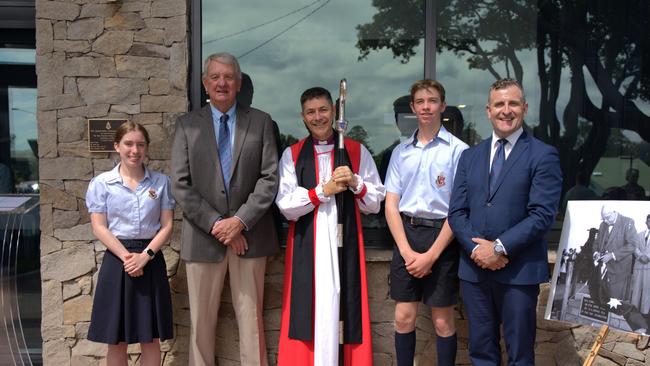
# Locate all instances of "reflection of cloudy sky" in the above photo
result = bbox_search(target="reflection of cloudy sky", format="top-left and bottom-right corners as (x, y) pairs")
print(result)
(0, 49), (35, 65)
(437, 49), (547, 140)
(440, 48), (650, 144)
(203, 0), (423, 152)
(202, 0), (649, 152)
(9, 88), (38, 155)
(2, 50), (37, 156)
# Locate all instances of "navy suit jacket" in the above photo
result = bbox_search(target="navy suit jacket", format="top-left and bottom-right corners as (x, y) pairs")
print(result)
(448, 131), (562, 285)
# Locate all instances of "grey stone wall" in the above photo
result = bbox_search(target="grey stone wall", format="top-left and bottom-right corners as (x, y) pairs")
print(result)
(35, 0), (650, 365)
(36, 0), (187, 363)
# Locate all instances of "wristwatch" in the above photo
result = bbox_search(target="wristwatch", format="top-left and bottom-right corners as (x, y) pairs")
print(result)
(494, 243), (506, 256)
(145, 248), (156, 259)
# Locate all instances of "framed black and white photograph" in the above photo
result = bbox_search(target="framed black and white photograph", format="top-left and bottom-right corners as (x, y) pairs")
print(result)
(545, 200), (650, 334)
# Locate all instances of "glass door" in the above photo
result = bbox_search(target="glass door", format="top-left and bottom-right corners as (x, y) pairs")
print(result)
(200, 0), (427, 247)
(0, 47), (41, 365)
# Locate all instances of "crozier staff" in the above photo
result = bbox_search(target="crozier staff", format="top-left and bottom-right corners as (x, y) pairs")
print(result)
(85, 122), (174, 365)
(335, 79), (349, 249)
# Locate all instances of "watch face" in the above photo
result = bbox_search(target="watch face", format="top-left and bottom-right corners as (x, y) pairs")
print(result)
(146, 249), (155, 257)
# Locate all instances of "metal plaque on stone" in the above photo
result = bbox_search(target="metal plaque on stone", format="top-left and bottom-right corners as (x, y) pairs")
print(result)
(88, 119), (127, 152)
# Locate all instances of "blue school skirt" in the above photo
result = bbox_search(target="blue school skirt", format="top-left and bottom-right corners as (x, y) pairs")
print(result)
(87, 239), (173, 344)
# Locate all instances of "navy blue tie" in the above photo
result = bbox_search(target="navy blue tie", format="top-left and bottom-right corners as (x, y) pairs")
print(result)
(218, 114), (232, 190)
(489, 139), (506, 194)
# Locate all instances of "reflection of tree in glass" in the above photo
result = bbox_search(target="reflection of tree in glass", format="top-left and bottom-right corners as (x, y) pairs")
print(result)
(347, 125), (375, 156)
(575, 123), (645, 161)
(355, 0), (425, 63)
(603, 129), (642, 159)
(437, 0), (536, 82)
(536, 1), (650, 195)
(461, 122), (481, 147)
(279, 133), (299, 153)
(356, 0), (650, 195)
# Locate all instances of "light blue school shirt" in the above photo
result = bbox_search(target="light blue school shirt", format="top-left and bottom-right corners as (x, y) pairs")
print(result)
(85, 164), (175, 239)
(385, 126), (469, 219)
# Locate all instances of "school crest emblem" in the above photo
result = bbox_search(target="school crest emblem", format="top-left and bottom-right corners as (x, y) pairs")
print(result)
(148, 189), (158, 199)
(435, 173), (446, 188)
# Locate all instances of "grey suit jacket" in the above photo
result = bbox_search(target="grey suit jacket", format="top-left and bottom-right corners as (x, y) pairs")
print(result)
(593, 215), (639, 280)
(171, 104), (279, 261)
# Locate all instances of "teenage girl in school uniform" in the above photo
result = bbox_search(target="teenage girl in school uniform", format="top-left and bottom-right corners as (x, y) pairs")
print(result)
(85, 122), (174, 365)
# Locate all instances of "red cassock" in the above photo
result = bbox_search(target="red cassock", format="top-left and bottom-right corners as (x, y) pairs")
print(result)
(277, 137), (374, 366)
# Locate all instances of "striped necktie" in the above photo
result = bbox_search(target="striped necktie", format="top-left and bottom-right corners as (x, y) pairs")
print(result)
(489, 138), (506, 194)
(218, 114), (232, 190)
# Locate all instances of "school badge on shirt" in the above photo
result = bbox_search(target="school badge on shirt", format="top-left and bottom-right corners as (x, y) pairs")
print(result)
(148, 189), (158, 199)
(435, 172), (446, 188)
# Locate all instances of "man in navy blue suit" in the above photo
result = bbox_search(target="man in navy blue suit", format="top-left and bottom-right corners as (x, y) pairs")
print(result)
(448, 78), (562, 365)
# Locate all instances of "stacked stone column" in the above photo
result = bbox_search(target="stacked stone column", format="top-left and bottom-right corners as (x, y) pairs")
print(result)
(36, 0), (187, 363)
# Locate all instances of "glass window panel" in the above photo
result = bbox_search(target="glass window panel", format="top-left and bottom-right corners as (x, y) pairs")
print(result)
(0, 45), (41, 363)
(202, 0), (424, 158)
(434, 2), (540, 143)
(202, 0), (425, 247)
(0, 48), (35, 65)
(434, 0), (650, 207)
(8, 87), (38, 193)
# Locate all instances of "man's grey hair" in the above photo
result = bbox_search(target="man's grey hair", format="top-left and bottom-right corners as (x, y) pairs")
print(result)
(202, 52), (242, 80)
(488, 78), (526, 103)
(601, 204), (618, 221)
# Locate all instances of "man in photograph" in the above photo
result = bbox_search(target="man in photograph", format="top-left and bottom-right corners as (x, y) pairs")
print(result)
(592, 205), (639, 303)
(590, 205), (648, 332)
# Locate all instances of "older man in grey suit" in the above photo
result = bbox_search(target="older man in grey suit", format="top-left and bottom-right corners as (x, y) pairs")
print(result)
(593, 205), (639, 302)
(171, 52), (279, 366)
(591, 205), (648, 333)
